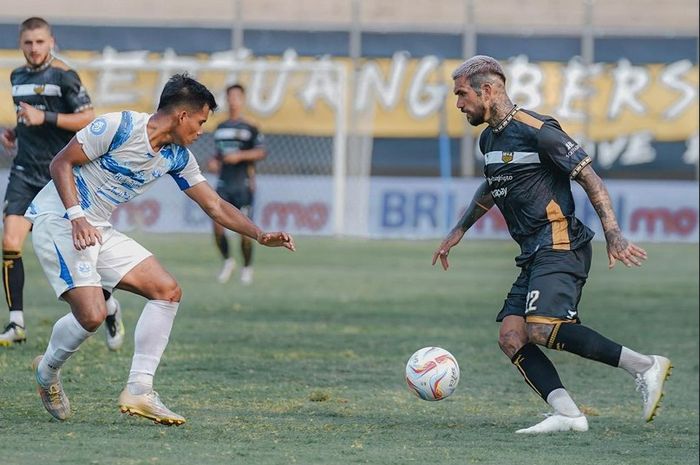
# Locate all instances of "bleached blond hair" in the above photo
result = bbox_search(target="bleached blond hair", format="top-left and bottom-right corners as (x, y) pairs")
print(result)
(452, 55), (506, 95)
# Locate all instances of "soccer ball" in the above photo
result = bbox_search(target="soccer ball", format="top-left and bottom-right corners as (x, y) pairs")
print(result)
(405, 347), (460, 401)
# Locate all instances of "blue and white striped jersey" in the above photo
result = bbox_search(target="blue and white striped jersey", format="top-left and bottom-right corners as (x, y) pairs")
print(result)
(26, 111), (206, 226)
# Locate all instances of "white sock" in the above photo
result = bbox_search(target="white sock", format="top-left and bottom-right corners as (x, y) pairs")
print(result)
(546, 388), (582, 417)
(9, 310), (24, 327)
(38, 313), (94, 384)
(127, 300), (179, 395)
(105, 295), (118, 316)
(618, 347), (653, 376)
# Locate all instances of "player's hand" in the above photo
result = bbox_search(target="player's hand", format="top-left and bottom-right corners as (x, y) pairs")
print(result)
(222, 151), (243, 164)
(18, 102), (46, 126)
(432, 229), (466, 271)
(206, 157), (222, 173)
(0, 128), (16, 151)
(257, 231), (296, 251)
(71, 217), (103, 250)
(606, 230), (647, 269)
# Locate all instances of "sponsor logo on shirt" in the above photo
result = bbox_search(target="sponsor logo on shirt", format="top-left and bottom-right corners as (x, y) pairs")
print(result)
(491, 187), (508, 198)
(487, 174), (514, 185)
(565, 140), (581, 157)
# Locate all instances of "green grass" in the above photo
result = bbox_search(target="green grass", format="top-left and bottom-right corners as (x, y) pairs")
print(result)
(0, 235), (698, 465)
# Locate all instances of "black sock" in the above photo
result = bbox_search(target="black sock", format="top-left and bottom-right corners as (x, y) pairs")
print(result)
(511, 343), (565, 401)
(215, 234), (229, 259)
(547, 323), (622, 367)
(241, 238), (253, 267)
(2, 250), (24, 311)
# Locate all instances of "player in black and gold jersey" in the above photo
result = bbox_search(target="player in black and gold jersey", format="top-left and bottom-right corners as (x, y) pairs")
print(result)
(0, 17), (124, 348)
(432, 55), (671, 433)
(207, 84), (266, 285)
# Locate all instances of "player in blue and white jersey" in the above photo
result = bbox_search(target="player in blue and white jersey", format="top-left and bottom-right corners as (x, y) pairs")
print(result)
(432, 55), (671, 434)
(27, 74), (295, 425)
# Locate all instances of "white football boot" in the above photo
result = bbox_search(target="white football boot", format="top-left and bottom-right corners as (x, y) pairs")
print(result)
(0, 322), (26, 346)
(240, 267), (253, 285)
(118, 388), (186, 426)
(515, 413), (589, 434)
(217, 258), (236, 283)
(635, 355), (672, 422)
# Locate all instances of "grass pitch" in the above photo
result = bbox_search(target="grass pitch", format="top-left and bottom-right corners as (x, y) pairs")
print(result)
(0, 235), (697, 465)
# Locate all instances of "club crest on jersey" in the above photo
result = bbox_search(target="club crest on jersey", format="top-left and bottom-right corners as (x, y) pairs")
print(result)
(34, 85), (45, 95)
(501, 152), (514, 163)
(89, 118), (108, 135)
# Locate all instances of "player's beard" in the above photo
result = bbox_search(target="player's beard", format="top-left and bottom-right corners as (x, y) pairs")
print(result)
(24, 50), (51, 69)
(466, 103), (486, 126)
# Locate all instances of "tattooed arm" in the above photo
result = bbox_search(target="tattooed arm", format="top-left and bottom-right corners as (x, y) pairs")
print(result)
(574, 165), (647, 268)
(432, 181), (494, 270)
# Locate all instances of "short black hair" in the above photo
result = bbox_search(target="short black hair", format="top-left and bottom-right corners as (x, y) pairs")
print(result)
(226, 83), (245, 94)
(20, 17), (52, 36)
(157, 73), (218, 113)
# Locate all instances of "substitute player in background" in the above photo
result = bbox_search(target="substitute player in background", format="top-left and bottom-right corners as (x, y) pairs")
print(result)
(207, 84), (266, 285)
(0, 17), (124, 349)
(28, 74), (294, 425)
(433, 55), (672, 434)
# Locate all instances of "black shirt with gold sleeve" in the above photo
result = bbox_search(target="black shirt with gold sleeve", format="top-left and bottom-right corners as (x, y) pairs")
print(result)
(10, 56), (92, 187)
(479, 107), (595, 266)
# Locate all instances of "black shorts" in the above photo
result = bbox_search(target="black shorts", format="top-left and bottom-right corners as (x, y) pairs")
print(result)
(496, 242), (593, 324)
(3, 174), (43, 216)
(217, 188), (254, 217)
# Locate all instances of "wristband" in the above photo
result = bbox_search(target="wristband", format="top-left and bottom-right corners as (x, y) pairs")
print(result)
(44, 111), (58, 126)
(66, 205), (85, 220)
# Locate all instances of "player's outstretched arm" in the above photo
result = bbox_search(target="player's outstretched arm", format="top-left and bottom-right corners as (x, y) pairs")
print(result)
(185, 182), (295, 251)
(432, 180), (494, 270)
(574, 164), (647, 268)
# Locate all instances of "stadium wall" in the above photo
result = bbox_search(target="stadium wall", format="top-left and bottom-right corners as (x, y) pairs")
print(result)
(3, 171), (695, 242)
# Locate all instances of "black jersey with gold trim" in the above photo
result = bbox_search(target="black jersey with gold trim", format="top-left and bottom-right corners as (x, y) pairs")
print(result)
(10, 56), (92, 187)
(213, 118), (264, 193)
(479, 107), (594, 266)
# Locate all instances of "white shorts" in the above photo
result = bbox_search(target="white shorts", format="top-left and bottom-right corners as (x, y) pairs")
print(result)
(31, 214), (152, 298)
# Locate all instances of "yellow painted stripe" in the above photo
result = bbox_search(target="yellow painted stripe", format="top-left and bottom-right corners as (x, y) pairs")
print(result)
(513, 356), (542, 397)
(513, 110), (544, 129)
(545, 200), (571, 250)
(546, 323), (562, 349)
(3, 261), (12, 308)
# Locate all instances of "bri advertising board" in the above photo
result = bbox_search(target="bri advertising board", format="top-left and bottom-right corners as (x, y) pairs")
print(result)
(0, 170), (697, 243)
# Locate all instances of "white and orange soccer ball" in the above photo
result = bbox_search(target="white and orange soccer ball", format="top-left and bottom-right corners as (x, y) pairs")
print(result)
(405, 347), (460, 401)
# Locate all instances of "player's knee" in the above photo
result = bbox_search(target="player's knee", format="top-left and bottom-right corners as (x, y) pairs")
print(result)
(526, 323), (554, 345)
(152, 278), (181, 302)
(498, 328), (528, 358)
(2, 234), (24, 251)
(78, 305), (108, 332)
